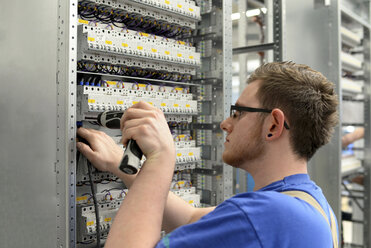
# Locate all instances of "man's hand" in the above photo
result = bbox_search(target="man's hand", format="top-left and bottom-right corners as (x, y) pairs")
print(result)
(76, 128), (123, 173)
(120, 101), (175, 164)
(103, 102), (176, 248)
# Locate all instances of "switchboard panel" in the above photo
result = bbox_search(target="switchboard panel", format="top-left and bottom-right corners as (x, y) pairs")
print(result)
(54, 0), (232, 247)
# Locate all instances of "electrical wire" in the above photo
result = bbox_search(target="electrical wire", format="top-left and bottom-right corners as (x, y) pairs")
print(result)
(79, 240), (95, 245)
(76, 141), (101, 247)
(77, 60), (192, 82)
(78, 0), (192, 39)
(87, 160), (101, 248)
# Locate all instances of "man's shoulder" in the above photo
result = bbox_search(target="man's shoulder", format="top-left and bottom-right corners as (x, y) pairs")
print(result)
(226, 190), (299, 208)
(225, 189), (329, 223)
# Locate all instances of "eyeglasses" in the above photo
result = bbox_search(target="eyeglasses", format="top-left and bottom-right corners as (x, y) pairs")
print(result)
(230, 105), (290, 130)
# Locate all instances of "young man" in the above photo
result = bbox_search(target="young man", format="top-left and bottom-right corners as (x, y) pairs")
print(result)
(77, 61), (339, 248)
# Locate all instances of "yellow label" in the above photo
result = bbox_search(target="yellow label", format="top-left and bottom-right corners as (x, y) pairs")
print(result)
(174, 104), (179, 107)
(177, 4), (182, 8)
(140, 32), (149, 37)
(179, 135), (185, 138)
(186, 104), (190, 108)
(122, 43), (128, 47)
(138, 83), (146, 88)
(88, 37), (95, 42)
(189, 8), (194, 12)
(177, 153), (182, 157)
(76, 196), (88, 201)
(188, 152), (194, 156)
(151, 48), (157, 53)
(106, 81), (117, 86)
(88, 99), (95, 103)
(104, 217), (112, 222)
(178, 181), (185, 185)
(105, 40), (112, 45)
(165, 0), (170, 4)
(148, 102), (153, 105)
(137, 46), (143, 50)
(132, 101), (138, 105)
(179, 41), (185, 45)
(165, 51), (170, 55)
(161, 103), (166, 107)
(87, 221), (94, 226)
(79, 19), (89, 24)
(189, 56), (194, 59)
(117, 100), (124, 105)
(175, 87), (183, 91)
(188, 200), (194, 204)
(177, 53), (182, 57)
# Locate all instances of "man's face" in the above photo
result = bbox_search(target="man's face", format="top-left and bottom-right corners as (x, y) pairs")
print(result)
(220, 81), (266, 168)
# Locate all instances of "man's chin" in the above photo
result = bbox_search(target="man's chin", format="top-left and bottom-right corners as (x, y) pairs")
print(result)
(222, 153), (242, 168)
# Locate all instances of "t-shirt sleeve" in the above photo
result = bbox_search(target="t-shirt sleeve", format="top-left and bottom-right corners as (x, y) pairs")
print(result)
(155, 202), (262, 248)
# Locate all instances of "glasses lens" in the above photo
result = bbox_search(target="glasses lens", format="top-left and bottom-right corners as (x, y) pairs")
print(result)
(230, 108), (239, 119)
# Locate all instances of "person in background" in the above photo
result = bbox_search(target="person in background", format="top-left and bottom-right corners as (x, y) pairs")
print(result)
(77, 61), (339, 248)
(342, 128), (364, 148)
(342, 127), (365, 185)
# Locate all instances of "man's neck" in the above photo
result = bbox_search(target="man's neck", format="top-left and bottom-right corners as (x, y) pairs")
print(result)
(241, 152), (308, 191)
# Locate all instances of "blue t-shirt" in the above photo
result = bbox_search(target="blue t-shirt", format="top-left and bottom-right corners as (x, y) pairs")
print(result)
(156, 174), (338, 248)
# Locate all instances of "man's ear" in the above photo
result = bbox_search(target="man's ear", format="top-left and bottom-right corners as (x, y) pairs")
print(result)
(265, 108), (285, 141)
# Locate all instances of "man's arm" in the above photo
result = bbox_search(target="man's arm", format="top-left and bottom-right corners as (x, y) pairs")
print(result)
(161, 193), (215, 233)
(77, 103), (214, 246)
(105, 150), (174, 247)
(342, 127), (365, 148)
(109, 165), (215, 233)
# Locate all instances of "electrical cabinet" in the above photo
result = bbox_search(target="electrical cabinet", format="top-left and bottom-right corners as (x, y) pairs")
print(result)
(53, 0), (232, 247)
(0, 0), (232, 246)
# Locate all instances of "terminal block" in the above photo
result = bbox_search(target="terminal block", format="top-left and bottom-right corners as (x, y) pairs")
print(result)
(77, 83), (198, 121)
(171, 185), (200, 207)
(76, 189), (128, 243)
(77, 24), (201, 68)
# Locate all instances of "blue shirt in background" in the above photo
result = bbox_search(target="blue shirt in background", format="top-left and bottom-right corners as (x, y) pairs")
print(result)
(155, 174), (338, 248)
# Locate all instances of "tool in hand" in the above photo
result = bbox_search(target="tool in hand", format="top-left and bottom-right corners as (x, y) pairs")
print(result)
(97, 111), (143, 175)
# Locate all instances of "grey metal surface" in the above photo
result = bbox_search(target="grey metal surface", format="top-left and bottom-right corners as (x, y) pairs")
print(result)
(283, 0), (342, 224)
(222, 0), (233, 201)
(273, 0), (284, 61)
(56, 0), (78, 247)
(362, 26), (371, 248)
(0, 0), (58, 247)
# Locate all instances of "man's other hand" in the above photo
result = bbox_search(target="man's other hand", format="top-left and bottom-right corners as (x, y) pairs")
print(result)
(77, 128), (123, 173)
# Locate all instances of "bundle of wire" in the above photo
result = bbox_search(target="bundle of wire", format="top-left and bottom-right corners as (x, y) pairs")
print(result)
(76, 143), (101, 248)
(87, 160), (101, 248)
(167, 121), (191, 130)
(77, 60), (192, 82)
(78, 0), (192, 39)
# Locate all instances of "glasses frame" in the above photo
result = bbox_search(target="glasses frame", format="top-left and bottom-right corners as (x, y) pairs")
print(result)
(230, 105), (290, 130)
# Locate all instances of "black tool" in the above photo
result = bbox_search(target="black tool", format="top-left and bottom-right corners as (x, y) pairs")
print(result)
(97, 111), (143, 175)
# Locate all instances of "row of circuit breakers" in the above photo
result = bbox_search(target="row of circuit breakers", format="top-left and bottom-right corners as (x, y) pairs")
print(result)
(75, 0), (211, 245)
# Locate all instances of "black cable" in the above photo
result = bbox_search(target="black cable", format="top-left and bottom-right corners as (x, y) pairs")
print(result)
(87, 159), (101, 248)
(76, 133), (102, 248)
